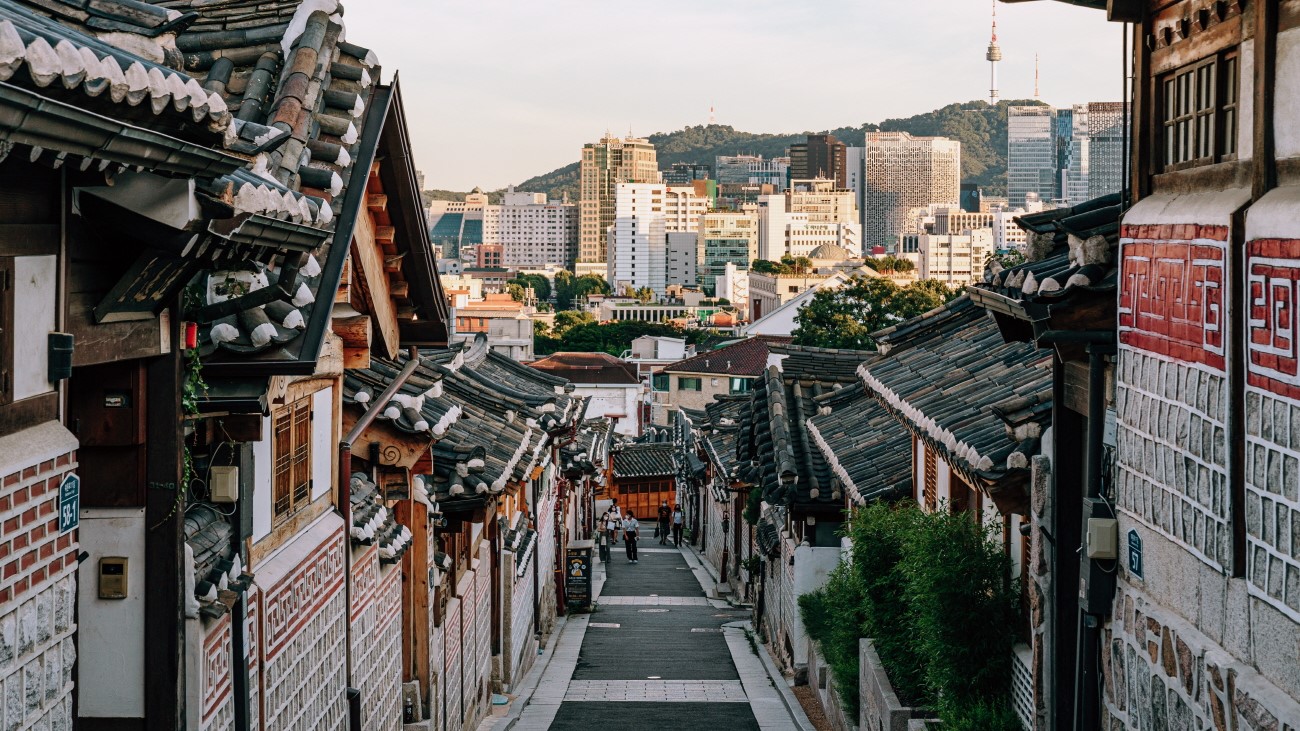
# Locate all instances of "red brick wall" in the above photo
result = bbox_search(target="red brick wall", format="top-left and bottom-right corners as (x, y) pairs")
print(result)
(0, 450), (78, 607)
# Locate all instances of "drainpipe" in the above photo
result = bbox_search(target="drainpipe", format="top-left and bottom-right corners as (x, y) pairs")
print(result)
(338, 347), (422, 729)
(532, 476), (540, 641)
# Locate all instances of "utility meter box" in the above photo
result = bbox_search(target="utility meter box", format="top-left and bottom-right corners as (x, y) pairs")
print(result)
(210, 465), (239, 503)
(1086, 517), (1119, 559)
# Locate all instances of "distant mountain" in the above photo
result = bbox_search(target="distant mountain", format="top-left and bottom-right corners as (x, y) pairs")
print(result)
(425, 99), (1045, 204)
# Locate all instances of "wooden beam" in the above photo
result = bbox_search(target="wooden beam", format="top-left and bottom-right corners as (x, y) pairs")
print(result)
(384, 254), (405, 273)
(375, 225), (396, 245)
(395, 305), (416, 322)
(343, 347), (370, 370)
(350, 208), (400, 359)
(331, 313), (372, 351)
(336, 258), (352, 304)
(367, 194), (388, 213)
(397, 499), (430, 697)
(388, 280), (409, 299)
(211, 414), (263, 443)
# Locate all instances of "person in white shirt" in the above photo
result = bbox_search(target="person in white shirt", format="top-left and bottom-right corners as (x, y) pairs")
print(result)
(604, 502), (622, 545)
(622, 512), (640, 563)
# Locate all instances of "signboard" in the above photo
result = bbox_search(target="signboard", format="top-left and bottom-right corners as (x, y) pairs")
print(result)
(565, 540), (593, 606)
(58, 474), (80, 534)
(1127, 529), (1143, 578)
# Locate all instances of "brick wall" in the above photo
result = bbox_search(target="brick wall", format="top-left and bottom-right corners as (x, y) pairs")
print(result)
(257, 524), (347, 731)
(199, 615), (235, 731)
(351, 547), (402, 731)
(0, 442), (78, 731)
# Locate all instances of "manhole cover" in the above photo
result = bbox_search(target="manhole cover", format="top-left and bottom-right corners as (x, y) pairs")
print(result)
(589, 622), (621, 628)
(691, 628), (722, 633)
(638, 608), (670, 613)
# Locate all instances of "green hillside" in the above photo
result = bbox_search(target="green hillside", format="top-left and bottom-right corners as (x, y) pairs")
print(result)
(427, 99), (1045, 203)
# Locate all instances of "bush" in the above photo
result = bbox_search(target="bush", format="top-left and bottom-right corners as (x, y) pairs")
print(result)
(847, 502), (929, 705)
(798, 561), (866, 717)
(937, 697), (1024, 731)
(901, 509), (1018, 706)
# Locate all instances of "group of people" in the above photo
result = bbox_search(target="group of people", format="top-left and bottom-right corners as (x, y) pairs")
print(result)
(600, 500), (684, 564)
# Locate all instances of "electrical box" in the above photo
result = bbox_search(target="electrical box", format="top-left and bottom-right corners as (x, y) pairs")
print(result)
(1086, 517), (1118, 559)
(210, 465), (239, 503)
(98, 557), (128, 599)
(1078, 498), (1117, 616)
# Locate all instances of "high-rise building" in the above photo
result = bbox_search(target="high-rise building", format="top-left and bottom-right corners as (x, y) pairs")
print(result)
(578, 135), (659, 272)
(427, 187), (490, 258)
(789, 134), (848, 189)
(609, 183), (667, 294)
(481, 188), (578, 268)
(1008, 106), (1058, 209)
(757, 179), (861, 259)
(662, 162), (711, 186)
(714, 155), (790, 191)
(664, 185), (709, 233)
(898, 229), (995, 287)
(697, 210), (757, 295)
(1009, 103), (1128, 208)
(860, 132), (962, 250)
(667, 232), (698, 289)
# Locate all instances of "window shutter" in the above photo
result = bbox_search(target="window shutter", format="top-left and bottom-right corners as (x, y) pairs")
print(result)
(923, 447), (937, 512)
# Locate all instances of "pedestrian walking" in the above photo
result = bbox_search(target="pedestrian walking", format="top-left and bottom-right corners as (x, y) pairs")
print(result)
(672, 505), (684, 547)
(604, 503), (622, 546)
(623, 511), (640, 563)
(657, 501), (671, 545)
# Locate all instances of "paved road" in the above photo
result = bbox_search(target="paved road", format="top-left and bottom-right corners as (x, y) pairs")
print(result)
(508, 547), (799, 730)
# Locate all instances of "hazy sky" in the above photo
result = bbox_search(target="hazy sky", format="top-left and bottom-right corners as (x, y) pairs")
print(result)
(346, 1), (1124, 192)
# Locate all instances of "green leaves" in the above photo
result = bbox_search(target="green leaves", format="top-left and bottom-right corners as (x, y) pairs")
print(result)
(791, 275), (959, 349)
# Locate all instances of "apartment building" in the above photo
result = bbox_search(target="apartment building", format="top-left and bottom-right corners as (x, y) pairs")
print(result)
(578, 135), (660, 274)
(697, 211), (759, 295)
(861, 132), (962, 251)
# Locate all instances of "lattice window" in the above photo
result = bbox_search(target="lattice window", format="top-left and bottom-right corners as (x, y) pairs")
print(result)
(1161, 51), (1239, 171)
(923, 446), (937, 512)
(272, 396), (312, 523)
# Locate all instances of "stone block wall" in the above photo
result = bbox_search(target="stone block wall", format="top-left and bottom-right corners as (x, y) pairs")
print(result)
(351, 546), (402, 731)
(1103, 583), (1300, 731)
(702, 488), (727, 577)
(0, 441), (78, 731)
(441, 597), (462, 731)
(258, 525), (347, 731)
(199, 615), (234, 731)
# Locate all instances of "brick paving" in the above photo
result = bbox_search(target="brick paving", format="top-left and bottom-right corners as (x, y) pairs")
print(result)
(506, 547), (800, 730)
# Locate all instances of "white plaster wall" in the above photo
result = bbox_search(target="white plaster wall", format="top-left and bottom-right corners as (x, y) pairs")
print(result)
(77, 507), (147, 717)
(252, 415), (272, 542)
(13, 255), (56, 400)
(791, 545), (842, 665)
(311, 387), (333, 501)
(913, 438), (924, 501)
(576, 384), (642, 436)
(1274, 31), (1300, 160)
(937, 457), (952, 507)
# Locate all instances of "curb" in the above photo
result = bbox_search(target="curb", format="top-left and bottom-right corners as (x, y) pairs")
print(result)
(733, 620), (819, 731)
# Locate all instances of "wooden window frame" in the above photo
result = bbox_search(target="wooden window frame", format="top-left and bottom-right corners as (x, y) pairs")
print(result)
(1159, 50), (1239, 172)
(271, 395), (313, 525)
(923, 445), (937, 512)
(678, 376), (702, 392)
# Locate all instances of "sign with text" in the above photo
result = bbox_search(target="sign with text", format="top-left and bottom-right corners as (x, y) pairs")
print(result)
(565, 541), (593, 606)
(58, 474), (79, 534)
(1127, 529), (1143, 579)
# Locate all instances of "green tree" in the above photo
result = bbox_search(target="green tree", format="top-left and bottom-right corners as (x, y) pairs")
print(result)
(555, 271), (611, 309)
(552, 309), (595, 335)
(751, 259), (781, 274)
(505, 282), (525, 302)
(508, 273), (552, 302)
(533, 319), (551, 337)
(792, 276), (958, 349)
(864, 255), (916, 274)
(635, 286), (655, 303)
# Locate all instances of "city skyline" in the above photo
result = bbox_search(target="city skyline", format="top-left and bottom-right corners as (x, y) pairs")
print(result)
(346, 0), (1125, 191)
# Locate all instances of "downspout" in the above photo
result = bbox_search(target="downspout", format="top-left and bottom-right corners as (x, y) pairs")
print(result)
(532, 476), (540, 641)
(338, 347), (422, 729)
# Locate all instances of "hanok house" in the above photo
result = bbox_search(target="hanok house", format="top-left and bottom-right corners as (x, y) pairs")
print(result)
(1007, 0), (1300, 727)
(607, 441), (677, 524)
(736, 345), (885, 672)
(0, 0), (453, 728)
(341, 336), (586, 730)
(856, 294), (1051, 729)
(969, 192), (1124, 730)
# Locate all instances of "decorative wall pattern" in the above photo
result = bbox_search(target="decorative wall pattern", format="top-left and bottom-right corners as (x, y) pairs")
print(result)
(200, 616), (234, 731)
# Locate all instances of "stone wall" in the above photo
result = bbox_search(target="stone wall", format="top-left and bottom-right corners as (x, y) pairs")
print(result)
(351, 546), (402, 731)
(256, 518), (347, 730)
(859, 640), (933, 731)
(199, 615), (234, 731)
(0, 430), (78, 731)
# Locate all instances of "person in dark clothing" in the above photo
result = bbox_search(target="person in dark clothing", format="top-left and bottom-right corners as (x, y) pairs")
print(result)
(657, 501), (671, 545)
(623, 512), (640, 563)
(671, 505), (684, 547)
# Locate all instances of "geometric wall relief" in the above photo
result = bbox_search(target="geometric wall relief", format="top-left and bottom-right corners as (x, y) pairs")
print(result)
(1245, 237), (1300, 623)
(1120, 225), (1228, 370)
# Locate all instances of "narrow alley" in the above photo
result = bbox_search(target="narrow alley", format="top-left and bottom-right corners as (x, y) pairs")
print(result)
(498, 545), (809, 731)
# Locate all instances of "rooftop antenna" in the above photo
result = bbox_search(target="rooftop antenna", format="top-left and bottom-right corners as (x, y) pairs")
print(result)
(709, 105), (716, 125)
(986, 0), (1002, 104)
(1035, 53), (1041, 99)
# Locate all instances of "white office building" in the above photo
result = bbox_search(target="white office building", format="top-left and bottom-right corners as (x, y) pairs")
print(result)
(899, 229), (995, 287)
(480, 188), (579, 268)
(608, 183), (668, 294)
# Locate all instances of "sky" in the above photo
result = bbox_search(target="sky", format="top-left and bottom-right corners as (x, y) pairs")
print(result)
(346, 0), (1125, 192)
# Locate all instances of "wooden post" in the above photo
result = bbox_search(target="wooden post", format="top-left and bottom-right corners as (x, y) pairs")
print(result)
(397, 498), (430, 700)
(145, 300), (183, 730)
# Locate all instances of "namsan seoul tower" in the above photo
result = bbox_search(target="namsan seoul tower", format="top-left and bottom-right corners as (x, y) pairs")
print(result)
(986, 0), (1003, 104)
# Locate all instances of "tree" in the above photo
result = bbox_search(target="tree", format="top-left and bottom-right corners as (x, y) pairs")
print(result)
(552, 310), (595, 335)
(751, 259), (782, 274)
(865, 255), (915, 274)
(533, 320), (706, 357)
(792, 276), (959, 349)
(505, 282), (525, 302)
(635, 286), (655, 303)
(508, 273), (552, 302)
(554, 271), (611, 309)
